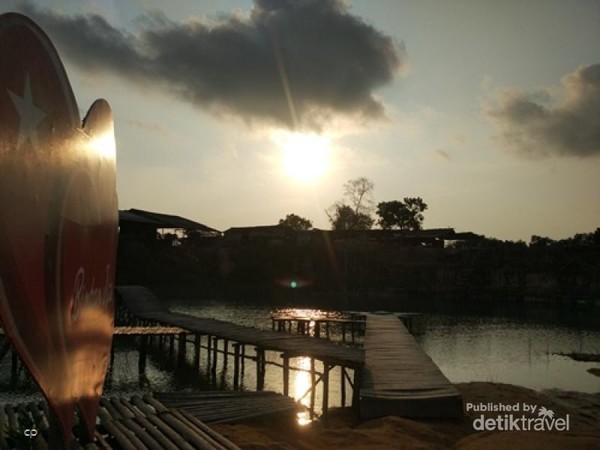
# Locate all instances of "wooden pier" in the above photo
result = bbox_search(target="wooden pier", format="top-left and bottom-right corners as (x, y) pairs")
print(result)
(271, 315), (365, 343)
(359, 313), (462, 419)
(0, 395), (240, 449)
(115, 286), (364, 414)
(114, 287), (462, 420)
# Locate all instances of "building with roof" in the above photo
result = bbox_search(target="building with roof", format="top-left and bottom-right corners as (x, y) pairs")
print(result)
(119, 208), (221, 243)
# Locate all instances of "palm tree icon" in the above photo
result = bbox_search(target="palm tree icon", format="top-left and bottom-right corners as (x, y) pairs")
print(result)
(538, 407), (555, 419)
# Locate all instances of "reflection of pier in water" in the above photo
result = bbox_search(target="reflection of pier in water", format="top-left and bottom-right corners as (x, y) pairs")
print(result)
(115, 286), (463, 421)
(115, 286), (364, 419)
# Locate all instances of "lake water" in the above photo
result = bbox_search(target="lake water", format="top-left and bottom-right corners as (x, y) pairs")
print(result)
(1, 299), (598, 417)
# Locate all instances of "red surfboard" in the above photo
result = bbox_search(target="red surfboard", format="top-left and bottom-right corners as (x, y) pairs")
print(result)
(0, 13), (117, 442)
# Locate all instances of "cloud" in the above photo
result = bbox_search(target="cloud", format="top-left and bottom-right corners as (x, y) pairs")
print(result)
(18, 0), (405, 131)
(484, 64), (600, 158)
(434, 149), (451, 162)
(126, 118), (170, 137)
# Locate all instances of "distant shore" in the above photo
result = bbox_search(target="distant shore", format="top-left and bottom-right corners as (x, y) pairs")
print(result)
(211, 382), (600, 449)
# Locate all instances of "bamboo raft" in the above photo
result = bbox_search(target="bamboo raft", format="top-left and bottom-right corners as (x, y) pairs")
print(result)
(0, 395), (240, 449)
(154, 391), (304, 424)
(360, 313), (463, 419)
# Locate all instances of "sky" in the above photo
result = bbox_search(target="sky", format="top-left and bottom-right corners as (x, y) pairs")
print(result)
(6, 0), (600, 241)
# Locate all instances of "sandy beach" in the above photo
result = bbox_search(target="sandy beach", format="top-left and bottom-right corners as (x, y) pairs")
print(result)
(211, 382), (600, 449)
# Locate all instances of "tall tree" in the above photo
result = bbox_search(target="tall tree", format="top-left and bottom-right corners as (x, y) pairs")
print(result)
(376, 197), (428, 230)
(278, 213), (313, 231)
(328, 203), (374, 230)
(344, 177), (375, 216)
(327, 177), (376, 230)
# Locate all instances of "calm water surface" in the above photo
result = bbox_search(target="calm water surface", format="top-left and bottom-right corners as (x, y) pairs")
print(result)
(1, 300), (598, 412)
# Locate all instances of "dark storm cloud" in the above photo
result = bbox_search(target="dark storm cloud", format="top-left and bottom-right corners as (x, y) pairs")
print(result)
(485, 64), (600, 158)
(19, 0), (405, 130)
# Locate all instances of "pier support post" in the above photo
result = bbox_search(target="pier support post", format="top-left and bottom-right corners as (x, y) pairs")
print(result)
(177, 332), (186, 366)
(340, 366), (346, 407)
(282, 354), (290, 397)
(211, 337), (219, 377)
(310, 358), (316, 418)
(138, 335), (147, 375)
(233, 344), (241, 390)
(168, 335), (175, 360)
(222, 339), (229, 370)
(256, 348), (265, 391)
(240, 344), (246, 383)
(193, 334), (201, 370)
(352, 366), (362, 410)
(322, 363), (331, 416)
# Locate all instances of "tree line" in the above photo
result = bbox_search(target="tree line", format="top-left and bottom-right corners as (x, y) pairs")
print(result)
(279, 176), (428, 231)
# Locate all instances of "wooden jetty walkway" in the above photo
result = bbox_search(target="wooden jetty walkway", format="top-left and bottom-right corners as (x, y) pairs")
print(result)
(116, 286), (364, 412)
(0, 395), (240, 449)
(115, 287), (463, 419)
(359, 313), (462, 419)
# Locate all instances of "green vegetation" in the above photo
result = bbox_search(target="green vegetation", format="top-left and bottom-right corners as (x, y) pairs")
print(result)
(376, 197), (428, 230)
(278, 213), (313, 231)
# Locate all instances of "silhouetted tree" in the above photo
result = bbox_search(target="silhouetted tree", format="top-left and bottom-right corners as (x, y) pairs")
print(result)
(328, 203), (374, 230)
(530, 235), (555, 247)
(344, 177), (375, 216)
(376, 197), (428, 230)
(327, 177), (376, 230)
(279, 213), (313, 231)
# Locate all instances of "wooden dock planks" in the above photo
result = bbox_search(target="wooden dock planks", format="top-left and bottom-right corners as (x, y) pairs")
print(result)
(116, 286), (364, 368)
(0, 395), (241, 449)
(360, 313), (463, 419)
(155, 391), (305, 424)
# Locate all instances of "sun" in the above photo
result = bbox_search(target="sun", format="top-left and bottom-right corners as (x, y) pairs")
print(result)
(276, 132), (331, 183)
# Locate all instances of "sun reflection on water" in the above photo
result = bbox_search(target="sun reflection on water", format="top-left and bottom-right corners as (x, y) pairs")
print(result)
(293, 356), (313, 426)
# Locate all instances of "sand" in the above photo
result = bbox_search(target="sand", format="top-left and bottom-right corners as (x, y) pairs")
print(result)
(211, 382), (600, 449)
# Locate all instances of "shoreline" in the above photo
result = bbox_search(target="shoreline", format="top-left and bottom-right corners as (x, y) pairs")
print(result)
(211, 382), (600, 449)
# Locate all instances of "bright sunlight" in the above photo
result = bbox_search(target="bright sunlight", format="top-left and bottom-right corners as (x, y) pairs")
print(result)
(275, 132), (331, 184)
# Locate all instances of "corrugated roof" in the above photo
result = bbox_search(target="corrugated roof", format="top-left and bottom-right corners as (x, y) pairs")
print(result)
(120, 209), (221, 234)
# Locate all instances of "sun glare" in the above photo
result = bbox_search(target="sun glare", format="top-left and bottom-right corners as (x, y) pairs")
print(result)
(276, 132), (330, 184)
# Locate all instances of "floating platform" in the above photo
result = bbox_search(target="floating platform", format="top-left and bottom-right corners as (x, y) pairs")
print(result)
(360, 313), (463, 419)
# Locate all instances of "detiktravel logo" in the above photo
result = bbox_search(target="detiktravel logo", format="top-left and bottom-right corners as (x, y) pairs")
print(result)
(466, 402), (570, 432)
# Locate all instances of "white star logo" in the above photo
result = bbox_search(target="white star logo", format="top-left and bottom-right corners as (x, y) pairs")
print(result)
(8, 74), (46, 150)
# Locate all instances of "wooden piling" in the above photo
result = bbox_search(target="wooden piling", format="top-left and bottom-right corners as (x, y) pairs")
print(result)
(340, 366), (346, 407)
(310, 358), (316, 418)
(233, 344), (240, 390)
(222, 339), (229, 370)
(282, 354), (290, 397)
(211, 337), (218, 376)
(256, 348), (265, 391)
(352, 367), (362, 409)
(168, 335), (175, 359)
(177, 332), (186, 366)
(138, 335), (147, 374)
(322, 363), (330, 415)
(193, 334), (201, 370)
